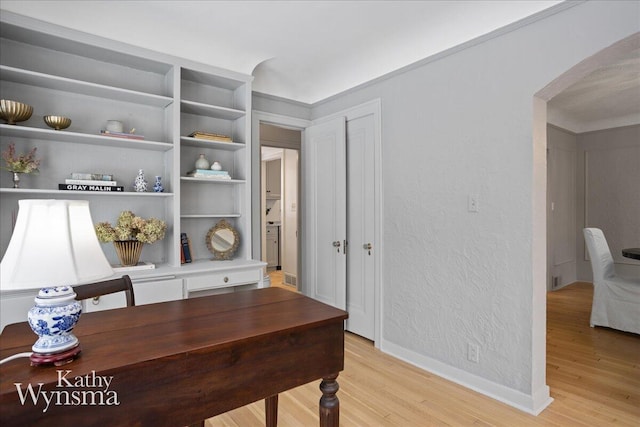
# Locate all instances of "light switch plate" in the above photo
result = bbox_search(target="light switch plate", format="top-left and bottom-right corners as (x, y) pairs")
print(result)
(468, 194), (479, 213)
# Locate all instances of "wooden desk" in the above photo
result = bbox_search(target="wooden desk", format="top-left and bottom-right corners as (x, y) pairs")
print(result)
(0, 288), (348, 426)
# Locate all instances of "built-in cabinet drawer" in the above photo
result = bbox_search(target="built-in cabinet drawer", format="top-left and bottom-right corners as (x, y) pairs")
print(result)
(82, 292), (125, 313)
(1, 267), (263, 323)
(83, 277), (184, 313)
(132, 278), (184, 305)
(185, 268), (262, 292)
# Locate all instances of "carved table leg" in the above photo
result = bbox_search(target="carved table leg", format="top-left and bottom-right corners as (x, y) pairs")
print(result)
(265, 394), (278, 427)
(319, 374), (339, 427)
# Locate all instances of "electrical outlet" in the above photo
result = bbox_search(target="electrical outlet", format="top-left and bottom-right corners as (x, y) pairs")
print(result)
(468, 194), (479, 213)
(467, 342), (480, 363)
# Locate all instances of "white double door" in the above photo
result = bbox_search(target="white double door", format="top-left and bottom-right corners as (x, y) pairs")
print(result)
(303, 108), (377, 341)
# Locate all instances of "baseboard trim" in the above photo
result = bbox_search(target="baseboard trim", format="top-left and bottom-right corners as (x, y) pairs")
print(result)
(379, 338), (553, 415)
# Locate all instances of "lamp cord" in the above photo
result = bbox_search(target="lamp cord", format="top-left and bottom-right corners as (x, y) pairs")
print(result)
(0, 352), (32, 364)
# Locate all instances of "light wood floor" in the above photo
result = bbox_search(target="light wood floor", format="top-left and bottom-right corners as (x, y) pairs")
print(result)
(208, 282), (639, 426)
(268, 270), (298, 292)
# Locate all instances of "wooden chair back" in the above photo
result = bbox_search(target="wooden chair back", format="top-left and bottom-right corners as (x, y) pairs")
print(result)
(74, 275), (135, 307)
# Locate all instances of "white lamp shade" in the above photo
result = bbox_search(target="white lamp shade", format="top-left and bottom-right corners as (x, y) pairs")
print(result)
(0, 199), (113, 290)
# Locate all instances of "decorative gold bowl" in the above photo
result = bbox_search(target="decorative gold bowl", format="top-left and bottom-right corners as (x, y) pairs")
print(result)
(44, 115), (72, 130)
(0, 100), (33, 125)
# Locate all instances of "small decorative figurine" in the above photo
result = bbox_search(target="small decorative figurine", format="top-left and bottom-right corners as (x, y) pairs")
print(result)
(134, 169), (148, 192)
(195, 153), (210, 170)
(211, 161), (222, 171)
(153, 176), (164, 193)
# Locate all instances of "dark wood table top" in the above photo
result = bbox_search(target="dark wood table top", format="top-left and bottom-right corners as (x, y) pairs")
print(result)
(0, 287), (348, 426)
(622, 248), (640, 260)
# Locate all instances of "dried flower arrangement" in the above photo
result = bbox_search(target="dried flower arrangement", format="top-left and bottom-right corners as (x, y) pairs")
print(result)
(2, 143), (40, 173)
(95, 211), (167, 244)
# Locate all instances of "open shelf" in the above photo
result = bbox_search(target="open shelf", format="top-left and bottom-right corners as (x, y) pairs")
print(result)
(0, 188), (174, 196)
(0, 65), (173, 108)
(180, 136), (245, 151)
(0, 124), (173, 151)
(180, 100), (245, 120)
(180, 213), (241, 219)
(180, 177), (246, 184)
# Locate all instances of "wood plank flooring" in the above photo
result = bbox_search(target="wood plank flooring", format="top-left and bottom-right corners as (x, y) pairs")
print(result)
(268, 270), (293, 291)
(208, 282), (639, 426)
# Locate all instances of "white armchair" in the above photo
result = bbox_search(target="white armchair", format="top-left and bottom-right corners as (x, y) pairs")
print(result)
(583, 228), (640, 334)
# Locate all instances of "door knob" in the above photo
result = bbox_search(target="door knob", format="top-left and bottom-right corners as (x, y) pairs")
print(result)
(363, 243), (372, 255)
(333, 240), (341, 252)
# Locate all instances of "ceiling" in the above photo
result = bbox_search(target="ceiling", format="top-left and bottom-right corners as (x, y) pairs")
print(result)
(547, 44), (640, 133)
(2, 0), (563, 103)
(1, 1), (638, 132)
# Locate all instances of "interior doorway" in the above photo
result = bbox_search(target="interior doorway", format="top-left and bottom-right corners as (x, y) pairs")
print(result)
(533, 32), (639, 413)
(260, 124), (302, 291)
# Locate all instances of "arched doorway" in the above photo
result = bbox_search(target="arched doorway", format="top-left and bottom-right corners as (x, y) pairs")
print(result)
(532, 31), (639, 408)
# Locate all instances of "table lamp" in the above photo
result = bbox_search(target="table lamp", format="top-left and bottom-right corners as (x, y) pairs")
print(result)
(0, 199), (113, 366)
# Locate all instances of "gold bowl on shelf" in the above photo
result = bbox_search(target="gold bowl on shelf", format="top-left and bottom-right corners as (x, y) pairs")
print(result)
(44, 115), (72, 130)
(0, 99), (33, 125)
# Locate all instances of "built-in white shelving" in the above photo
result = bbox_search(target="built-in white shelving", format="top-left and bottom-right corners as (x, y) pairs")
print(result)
(0, 12), (265, 329)
(0, 11), (259, 273)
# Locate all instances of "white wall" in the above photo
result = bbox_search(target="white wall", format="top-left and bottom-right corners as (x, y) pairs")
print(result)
(309, 0), (639, 414)
(547, 125), (578, 289)
(576, 124), (640, 280)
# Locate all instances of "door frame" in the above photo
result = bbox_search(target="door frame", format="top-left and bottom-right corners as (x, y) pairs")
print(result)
(252, 100), (382, 347)
(252, 111), (311, 291)
(312, 99), (383, 347)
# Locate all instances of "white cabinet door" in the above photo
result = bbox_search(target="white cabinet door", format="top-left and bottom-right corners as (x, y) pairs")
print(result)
(266, 226), (279, 267)
(0, 291), (37, 332)
(303, 117), (347, 310)
(303, 102), (380, 341)
(346, 114), (376, 340)
(133, 278), (183, 305)
(266, 159), (282, 198)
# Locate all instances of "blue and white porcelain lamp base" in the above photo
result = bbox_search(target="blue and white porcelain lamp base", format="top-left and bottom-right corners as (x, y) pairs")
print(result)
(27, 286), (83, 366)
(0, 200), (114, 367)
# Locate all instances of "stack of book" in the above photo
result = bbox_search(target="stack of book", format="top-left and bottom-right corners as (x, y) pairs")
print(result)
(59, 172), (124, 192)
(186, 169), (232, 180)
(100, 130), (145, 140)
(188, 131), (232, 142)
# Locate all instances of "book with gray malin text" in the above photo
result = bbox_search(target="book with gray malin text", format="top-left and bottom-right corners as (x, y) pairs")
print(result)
(59, 184), (124, 192)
